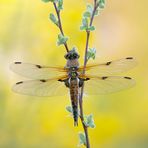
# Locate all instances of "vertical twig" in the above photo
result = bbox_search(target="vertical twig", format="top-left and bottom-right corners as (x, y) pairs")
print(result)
(53, 2), (69, 53)
(53, 1), (99, 147)
(79, 0), (98, 148)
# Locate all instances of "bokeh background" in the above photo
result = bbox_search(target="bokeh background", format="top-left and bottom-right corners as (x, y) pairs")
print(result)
(0, 0), (148, 147)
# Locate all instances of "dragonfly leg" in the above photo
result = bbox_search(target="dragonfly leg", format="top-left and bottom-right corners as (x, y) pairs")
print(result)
(79, 78), (90, 87)
(58, 78), (70, 88)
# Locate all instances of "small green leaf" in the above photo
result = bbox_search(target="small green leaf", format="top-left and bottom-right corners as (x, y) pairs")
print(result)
(66, 106), (73, 113)
(87, 4), (93, 15)
(42, 0), (50, 2)
(82, 17), (88, 28)
(95, 9), (99, 16)
(84, 114), (95, 128)
(80, 26), (87, 31)
(78, 132), (86, 146)
(58, 0), (63, 11)
(87, 114), (95, 128)
(57, 34), (68, 46)
(83, 11), (91, 18)
(80, 17), (89, 31)
(42, 0), (55, 2)
(49, 13), (59, 26)
(97, 0), (105, 9)
(87, 48), (96, 61)
(83, 4), (93, 18)
(87, 26), (95, 31)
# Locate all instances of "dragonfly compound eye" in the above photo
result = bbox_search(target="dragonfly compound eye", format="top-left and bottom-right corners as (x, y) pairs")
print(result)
(73, 53), (79, 59)
(64, 54), (70, 59)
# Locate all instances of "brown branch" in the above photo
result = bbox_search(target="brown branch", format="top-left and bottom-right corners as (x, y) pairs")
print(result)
(53, 2), (69, 53)
(79, 0), (98, 148)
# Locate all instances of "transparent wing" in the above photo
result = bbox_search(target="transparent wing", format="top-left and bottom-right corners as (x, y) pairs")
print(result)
(10, 62), (67, 79)
(83, 76), (136, 95)
(79, 57), (137, 75)
(12, 77), (69, 97)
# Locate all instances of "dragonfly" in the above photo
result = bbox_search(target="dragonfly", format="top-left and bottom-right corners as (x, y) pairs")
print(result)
(10, 49), (136, 126)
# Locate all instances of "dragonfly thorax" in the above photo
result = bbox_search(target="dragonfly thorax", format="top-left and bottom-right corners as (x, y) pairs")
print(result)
(67, 66), (79, 79)
(69, 71), (78, 79)
(69, 66), (78, 71)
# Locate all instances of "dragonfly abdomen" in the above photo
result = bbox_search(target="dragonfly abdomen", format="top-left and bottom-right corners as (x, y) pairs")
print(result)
(69, 78), (79, 126)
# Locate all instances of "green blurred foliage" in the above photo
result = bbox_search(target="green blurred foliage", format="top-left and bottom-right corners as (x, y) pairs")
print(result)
(0, 0), (148, 147)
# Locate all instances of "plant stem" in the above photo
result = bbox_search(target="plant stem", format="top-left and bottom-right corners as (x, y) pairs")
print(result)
(79, 1), (98, 148)
(53, 2), (69, 52)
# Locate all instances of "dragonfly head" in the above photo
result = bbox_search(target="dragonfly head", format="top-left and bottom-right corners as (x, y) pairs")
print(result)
(64, 48), (80, 60)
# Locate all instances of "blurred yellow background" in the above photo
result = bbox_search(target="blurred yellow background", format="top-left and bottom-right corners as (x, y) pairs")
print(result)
(0, 0), (148, 147)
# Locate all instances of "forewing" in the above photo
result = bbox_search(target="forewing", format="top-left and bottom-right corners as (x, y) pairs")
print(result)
(79, 57), (137, 75)
(10, 62), (67, 79)
(83, 76), (135, 95)
(12, 77), (69, 97)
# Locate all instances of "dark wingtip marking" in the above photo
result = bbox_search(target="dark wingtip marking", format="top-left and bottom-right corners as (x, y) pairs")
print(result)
(14, 62), (22, 64)
(86, 78), (90, 81)
(36, 65), (42, 68)
(16, 81), (23, 85)
(40, 80), (46, 82)
(58, 79), (62, 82)
(106, 61), (112, 65)
(124, 77), (132, 80)
(126, 57), (133, 60)
(102, 76), (108, 80)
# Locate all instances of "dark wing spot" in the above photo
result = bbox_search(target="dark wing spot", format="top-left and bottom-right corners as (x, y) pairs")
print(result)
(124, 77), (132, 80)
(126, 57), (133, 60)
(86, 78), (90, 81)
(40, 80), (46, 82)
(36, 65), (42, 68)
(102, 76), (108, 80)
(58, 79), (63, 82)
(16, 81), (23, 85)
(15, 62), (22, 64)
(106, 61), (112, 65)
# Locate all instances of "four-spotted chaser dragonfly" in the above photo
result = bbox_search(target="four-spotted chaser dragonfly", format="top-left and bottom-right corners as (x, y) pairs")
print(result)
(10, 49), (136, 126)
